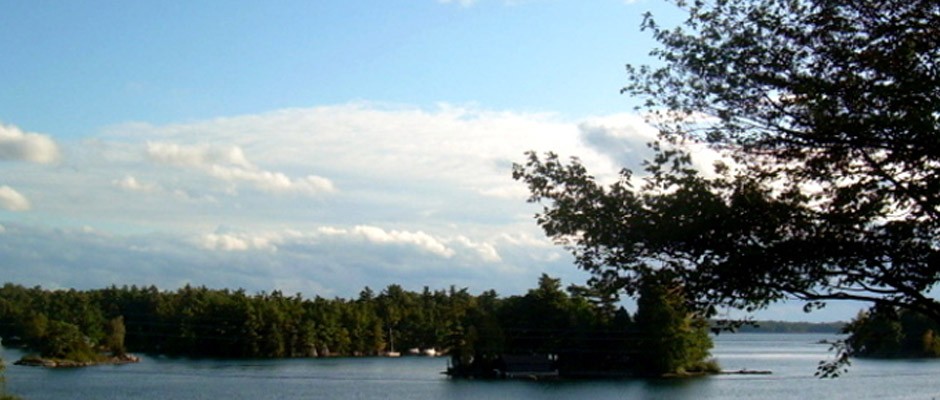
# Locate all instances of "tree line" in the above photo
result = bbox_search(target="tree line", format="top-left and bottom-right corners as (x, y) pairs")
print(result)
(734, 320), (844, 334)
(0, 275), (714, 377)
(0, 282), (472, 360)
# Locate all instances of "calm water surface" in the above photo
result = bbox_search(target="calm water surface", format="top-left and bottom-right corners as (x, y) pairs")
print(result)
(3, 334), (939, 399)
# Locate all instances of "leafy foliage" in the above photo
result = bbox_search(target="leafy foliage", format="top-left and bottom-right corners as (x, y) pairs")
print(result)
(514, 0), (940, 323)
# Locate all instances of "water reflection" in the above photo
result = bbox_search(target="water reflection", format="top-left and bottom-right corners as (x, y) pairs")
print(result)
(3, 334), (940, 400)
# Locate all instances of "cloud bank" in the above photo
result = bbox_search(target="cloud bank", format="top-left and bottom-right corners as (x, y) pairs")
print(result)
(0, 102), (726, 299)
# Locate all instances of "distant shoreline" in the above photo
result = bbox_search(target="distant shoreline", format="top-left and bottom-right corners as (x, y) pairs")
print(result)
(713, 320), (845, 334)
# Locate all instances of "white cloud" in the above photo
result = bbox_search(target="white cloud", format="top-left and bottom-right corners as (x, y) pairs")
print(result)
(199, 225), (470, 261)
(346, 225), (455, 258)
(0, 223), (571, 301)
(139, 103), (597, 200)
(497, 231), (554, 248)
(1, 106), (681, 290)
(0, 123), (61, 164)
(453, 235), (502, 262)
(113, 175), (158, 192)
(146, 142), (336, 196)
(32, 103), (673, 282)
(200, 232), (277, 252)
(317, 225), (506, 263)
(146, 142), (251, 168)
(0, 185), (31, 211)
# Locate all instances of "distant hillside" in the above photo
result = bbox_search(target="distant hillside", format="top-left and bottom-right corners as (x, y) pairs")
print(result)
(730, 320), (845, 334)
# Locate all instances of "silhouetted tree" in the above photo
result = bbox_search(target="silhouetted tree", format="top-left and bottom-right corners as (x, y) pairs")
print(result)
(514, 0), (940, 325)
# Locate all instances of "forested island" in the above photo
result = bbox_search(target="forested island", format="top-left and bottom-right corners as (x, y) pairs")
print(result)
(0, 275), (716, 378)
(843, 306), (940, 358)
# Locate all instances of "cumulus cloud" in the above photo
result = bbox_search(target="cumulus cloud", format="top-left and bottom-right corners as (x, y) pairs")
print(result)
(146, 142), (336, 196)
(0, 185), (31, 211)
(319, 225), (456, 258)
(0, 123), (61, 164)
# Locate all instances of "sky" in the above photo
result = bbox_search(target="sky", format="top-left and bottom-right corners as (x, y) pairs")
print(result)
(0, 0), (862, 321)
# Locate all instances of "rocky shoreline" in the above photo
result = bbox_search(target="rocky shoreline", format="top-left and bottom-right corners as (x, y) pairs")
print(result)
(14, 354), (140, 368)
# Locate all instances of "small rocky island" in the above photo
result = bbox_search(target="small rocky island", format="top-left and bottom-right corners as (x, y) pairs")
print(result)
(15, 353), (140, 368)
(3, 312), (136, 369)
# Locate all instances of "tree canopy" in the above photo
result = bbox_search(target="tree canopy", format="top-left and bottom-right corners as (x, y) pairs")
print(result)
(513, 0), (939, 322)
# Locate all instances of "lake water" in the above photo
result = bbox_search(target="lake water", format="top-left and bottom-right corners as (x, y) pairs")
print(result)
(3, 333), (939, 399)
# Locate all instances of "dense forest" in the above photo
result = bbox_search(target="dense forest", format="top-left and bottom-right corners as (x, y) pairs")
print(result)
(844, 306), (940, 358)
(0, 275), (715, 377)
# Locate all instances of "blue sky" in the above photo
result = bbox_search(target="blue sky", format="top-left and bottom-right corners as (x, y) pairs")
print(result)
(0, 0), (860, 321)
(2, 0), (663, 136)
